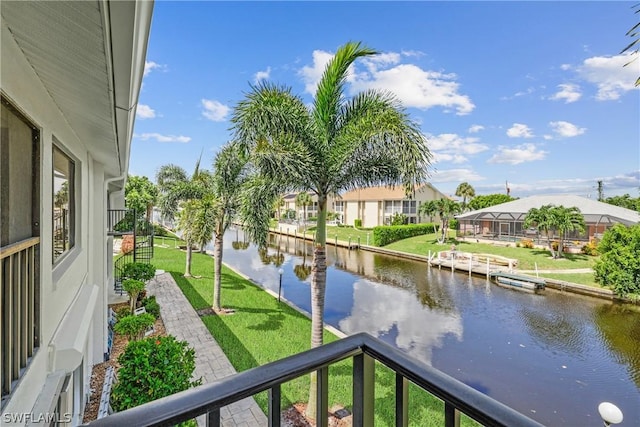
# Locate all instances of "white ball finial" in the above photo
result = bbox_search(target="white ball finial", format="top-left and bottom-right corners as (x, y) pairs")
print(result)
(598, 402), (623, 426)
(278, 268), (284, 275)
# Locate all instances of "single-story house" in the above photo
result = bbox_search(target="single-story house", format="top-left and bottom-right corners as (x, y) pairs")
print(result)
(455, 194), (640, 242)
(337, 183), (449, 228)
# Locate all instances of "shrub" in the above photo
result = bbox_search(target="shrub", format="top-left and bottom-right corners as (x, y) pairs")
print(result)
(354, 218), (362, 228)
(373, 223), (437, 246)
(594, 224), (640, 297)
(122, 279), (146, 313)
(122, 262), (156, 282)
(110, 336), (202, 412)
(116, 307), (131, 320)
(521, 239), (534, 249)
(153, 223), (168, 236)
(141, 295), (161, 319)
(390, 213), (407, 226)
(114, 313), (155, 341)
(551, 240), (559, 251)
(581, 240), (598, 256)
(120, 235), (134, 254)
(449, 219), (459, 230)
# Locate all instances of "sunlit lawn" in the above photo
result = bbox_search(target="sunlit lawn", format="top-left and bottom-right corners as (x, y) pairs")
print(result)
(151, 246), (478, 426)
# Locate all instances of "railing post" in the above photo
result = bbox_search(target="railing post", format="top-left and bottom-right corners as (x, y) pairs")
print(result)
(395, 373), (408, 427)
(205, 408), (220, 427)
(444, 402), (460, 427)
(316, 366), (329, 427)
(268, 385), (281, 427)
(352, 353), (374, 427)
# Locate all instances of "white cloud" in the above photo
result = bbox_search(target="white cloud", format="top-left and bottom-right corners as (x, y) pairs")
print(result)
(487, 143), (547, 165)
(506, 123), (534, 138)
(560, 64), (572, 71)
(577, 53), (640, 100)
(427, 133), (489, 156)
(254, 66), (271, 84)
(468, 124), (484, 133)
(299, 49), (335, 95)
(350, 64), (475, 115)
(549, 83), (582, 103)
(144, 61), (165, 76)
(136, 104), (156, 119)
(549, 121), (586, 138)
(298, 48), (475, 115)
(432, 153), (468, 164)
(201, 99), (230, 122)
(430, 168), (485, 183)
(135, 133), (191, 143)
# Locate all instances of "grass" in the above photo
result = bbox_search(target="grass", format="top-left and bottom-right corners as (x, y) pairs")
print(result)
(151, 246), (478, 426)
(538, 273), (598, 287)
(385, 233), (597, 270)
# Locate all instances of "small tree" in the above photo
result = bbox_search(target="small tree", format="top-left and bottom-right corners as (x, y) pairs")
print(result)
(114, 313), (155, 341)
(594, 224), (640, 297)
(110, 336), (202, 412)
(419, 198), (461, 243)
(390, 212), (407, 225)
(122, 279), (146, 313)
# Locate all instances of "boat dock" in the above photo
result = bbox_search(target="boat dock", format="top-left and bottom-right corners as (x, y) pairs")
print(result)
(427, 250), (519, 278)
(489, 271), (546, 292)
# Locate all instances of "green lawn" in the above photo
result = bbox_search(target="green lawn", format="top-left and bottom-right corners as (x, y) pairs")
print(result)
(386, 233), (597, 271)
(538, 273), (598, 287)
(151, 246), (477, 426)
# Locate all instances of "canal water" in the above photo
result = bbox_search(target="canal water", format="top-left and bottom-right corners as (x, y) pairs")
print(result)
(221, 229), (640, 426)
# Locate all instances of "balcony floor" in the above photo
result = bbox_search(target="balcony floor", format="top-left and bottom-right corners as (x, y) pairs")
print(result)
(147, 273), (267, 426)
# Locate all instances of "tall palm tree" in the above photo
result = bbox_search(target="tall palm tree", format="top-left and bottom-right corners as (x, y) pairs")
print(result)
(210, 142), (248, 312)
(231, 41), (431, 416)
(419, 198), (461, 243)
(455, 182), (475, 210)
(156, 163), (189, 223)
(156, 158), (212, 276)
(553, 206), (586, 256)
(523, 204), (557, 258)
(295, 192), (313, 224)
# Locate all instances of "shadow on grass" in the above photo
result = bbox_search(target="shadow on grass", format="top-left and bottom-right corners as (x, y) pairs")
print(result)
(221, 272), (248, 291)
(170, 271), (210, 310)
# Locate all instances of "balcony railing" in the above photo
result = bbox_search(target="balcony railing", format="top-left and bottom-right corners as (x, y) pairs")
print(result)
(1, 237), (40, 404)
(85, 333), (543, 427)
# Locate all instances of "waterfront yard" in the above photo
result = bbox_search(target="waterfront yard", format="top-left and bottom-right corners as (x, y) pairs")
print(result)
(150, 246), (478, 426)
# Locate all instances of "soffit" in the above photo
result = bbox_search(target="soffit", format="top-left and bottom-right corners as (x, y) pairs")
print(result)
(2, 1), (119, 174)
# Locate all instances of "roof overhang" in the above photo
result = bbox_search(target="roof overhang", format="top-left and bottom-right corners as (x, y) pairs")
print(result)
(1, 0), (153, 182)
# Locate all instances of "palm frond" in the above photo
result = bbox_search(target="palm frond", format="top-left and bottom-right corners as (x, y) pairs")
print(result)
(238, 175), (283, 248)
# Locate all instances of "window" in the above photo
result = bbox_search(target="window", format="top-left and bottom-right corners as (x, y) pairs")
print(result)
(53, 144), (75, 262)
(1, 96), (40, 405)
(334, 201), (344, 212)
(402, 200), (416, 214)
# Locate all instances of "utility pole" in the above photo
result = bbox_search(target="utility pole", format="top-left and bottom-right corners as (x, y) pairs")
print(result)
(597, 180), (604, 202)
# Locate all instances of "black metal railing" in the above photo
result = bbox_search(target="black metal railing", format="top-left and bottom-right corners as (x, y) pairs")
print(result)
(109, 209), (154, 293)
(85, 333), (543, 427)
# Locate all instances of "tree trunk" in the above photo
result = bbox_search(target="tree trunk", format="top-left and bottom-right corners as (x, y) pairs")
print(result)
(307, 195), (327, 421)
(184, 240), (193, 277)
(544, 231), (556, 259)
(213, 233), (224, 311)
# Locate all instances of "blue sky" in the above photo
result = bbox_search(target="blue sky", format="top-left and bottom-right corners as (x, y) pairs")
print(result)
(130, 1), (640, 199)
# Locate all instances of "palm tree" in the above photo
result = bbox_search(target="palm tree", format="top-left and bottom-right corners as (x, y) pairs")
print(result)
(553, 206), (586, 256)
(295, 192), (313, 224)
(273, 194), (285, 221)
(523, 204), (557, 258)
(210, 142), (248, 312)
(156, 164), (188, 224)
(419, 198), (461, 243)
(156, 158), (212, 276)
(455, 182), (475, 211)
(231, 41), (431, 416)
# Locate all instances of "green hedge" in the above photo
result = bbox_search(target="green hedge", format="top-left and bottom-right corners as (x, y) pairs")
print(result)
(373, 223), (437, 246)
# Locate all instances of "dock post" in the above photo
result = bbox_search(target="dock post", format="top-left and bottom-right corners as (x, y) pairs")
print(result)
(349, 236), (352, 250)
(358, 236), (360, 248)
(438, 253), (441, 270)
(428, 250), (431, 269)
(469, 257), (472, 277)
(366, 233), (369, 246)
(486, 258), (490, 279)
(335, 235), (338, 246)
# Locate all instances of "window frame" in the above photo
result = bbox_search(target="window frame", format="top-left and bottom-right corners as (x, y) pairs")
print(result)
(52, 141), (78, 265)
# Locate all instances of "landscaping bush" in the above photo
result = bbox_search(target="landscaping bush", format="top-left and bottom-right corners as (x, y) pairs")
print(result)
(114, 313), (155, 341)
(390, 213), (407, 226)
(581, 240), (598, 256)
(141, 295), (161, 319)
(153, 223), (169, 236)
(122, 279), (146, 313)
(354, 218), (362, 228)
(521, 239), (534, 249)
(373, 223), (437, 246)
(122, 262), (156, 282)
(449, 218), (459, 230)
(110, 335), (201, 412)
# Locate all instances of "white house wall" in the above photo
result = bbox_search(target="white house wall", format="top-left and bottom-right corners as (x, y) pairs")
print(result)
(362, 201), (380, 228)
(2, 22), (108, 421)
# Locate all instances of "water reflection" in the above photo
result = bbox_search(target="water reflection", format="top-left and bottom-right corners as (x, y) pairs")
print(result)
(339, 278), (462, 365)
(220, 228), (640, 426)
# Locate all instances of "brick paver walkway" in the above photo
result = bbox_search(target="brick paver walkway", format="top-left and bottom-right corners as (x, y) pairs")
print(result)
(147, 272), (267, 427)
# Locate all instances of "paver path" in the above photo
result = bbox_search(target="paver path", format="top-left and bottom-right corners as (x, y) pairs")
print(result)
(147, 272), (267, 427)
